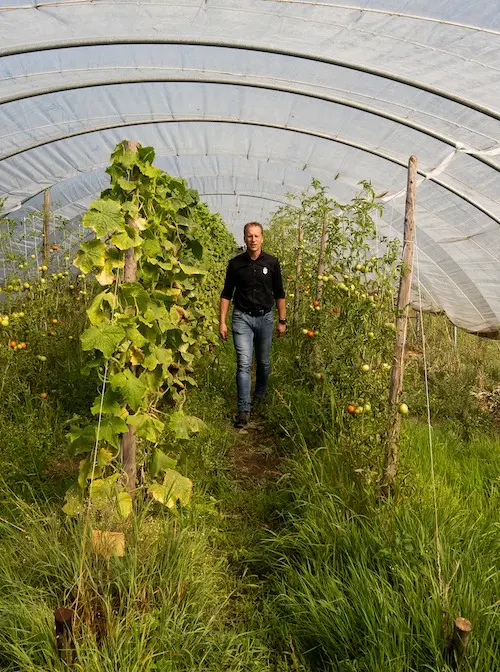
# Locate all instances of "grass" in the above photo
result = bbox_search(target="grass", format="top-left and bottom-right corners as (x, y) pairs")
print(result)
(248, 413), (500, 672)
(0, 290), (499, 671)
(0, 489), (281, 671)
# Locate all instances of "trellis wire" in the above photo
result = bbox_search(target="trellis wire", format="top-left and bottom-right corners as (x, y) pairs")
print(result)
(73, 267), (122, 627)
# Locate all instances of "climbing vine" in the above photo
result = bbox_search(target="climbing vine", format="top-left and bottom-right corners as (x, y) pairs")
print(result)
(63, 141), (232, 519)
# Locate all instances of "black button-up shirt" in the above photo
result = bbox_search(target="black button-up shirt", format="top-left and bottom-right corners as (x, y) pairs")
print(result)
(221, 250), (285, 312)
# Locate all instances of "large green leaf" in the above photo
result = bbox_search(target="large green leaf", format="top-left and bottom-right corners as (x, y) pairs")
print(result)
(120, 284), (150, 312)
(148, 469), (192, 508)
(83, 199), (125, 237)
(110, 226), (143, 250)
(67, 424), (96, 456)
(74, 239), (107, 274)
(142, 238), (162, 258)
(97, 416), (129, 448)
(167, 411), (206, 440)
(91, 388), (126, 418)
(110, 369), (147, 412)
(78, 458), (91, 490)
(124, 326), (147, 348)
(81, 324), (126, 359)
(150, 448), (177, 478)
(117, 177), (137, 192)
(127, 411), (164, 442)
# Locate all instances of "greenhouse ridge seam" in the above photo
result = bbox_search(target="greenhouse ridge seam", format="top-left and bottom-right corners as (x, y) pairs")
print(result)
(1, 39), (499, 122)
(1, 117), (498, 227)
(267, 0), (500, 37)
(2, 76), (498, 176)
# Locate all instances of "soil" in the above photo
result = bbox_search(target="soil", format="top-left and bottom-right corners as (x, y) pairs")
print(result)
(229, 418), (283, 485)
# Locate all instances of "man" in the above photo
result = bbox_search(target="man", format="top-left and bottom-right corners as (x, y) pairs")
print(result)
(220, 221), (286, 428)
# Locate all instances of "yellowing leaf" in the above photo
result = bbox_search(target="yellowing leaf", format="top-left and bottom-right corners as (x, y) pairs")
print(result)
(96, 261), (116, 286)
(87, 291), (117, 325)
(62, 485), (83, 517)
(148, 469), (192, 508)
(178, 262), (205, 276)
(117, 491), (132, 519)
(97, 447), (114, 468)
(129, 346), (144, 366)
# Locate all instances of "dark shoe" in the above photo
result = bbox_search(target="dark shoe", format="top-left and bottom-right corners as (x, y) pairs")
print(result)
(234, 412), (250, 428)
(252, 396), (265, 413)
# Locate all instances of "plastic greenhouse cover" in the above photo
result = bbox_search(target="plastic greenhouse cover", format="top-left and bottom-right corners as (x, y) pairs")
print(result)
(0, 0), (499, 334)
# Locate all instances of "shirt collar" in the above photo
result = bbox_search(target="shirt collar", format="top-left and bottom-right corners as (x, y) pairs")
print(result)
(245, 249), (264, 261)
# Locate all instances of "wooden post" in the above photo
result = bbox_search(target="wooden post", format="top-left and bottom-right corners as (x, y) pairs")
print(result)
(451, 617), (472, 669)
(292, 215), (303, 327)
(43, 189), (50, 265)
(120, 140), (139, 500)
(381, 155), (417, 497)
(453, 325), (458, 347)
(316, 211), (328, 299)
(54, 607), (75, 665)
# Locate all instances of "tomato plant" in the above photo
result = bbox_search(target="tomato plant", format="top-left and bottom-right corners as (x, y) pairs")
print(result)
(266, 179), (401, 470)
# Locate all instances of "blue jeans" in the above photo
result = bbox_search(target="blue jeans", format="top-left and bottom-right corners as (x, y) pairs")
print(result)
(232, 309), (274, 413)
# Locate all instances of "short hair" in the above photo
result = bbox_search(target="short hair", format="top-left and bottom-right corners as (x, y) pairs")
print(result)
(243, 221), (264, 236)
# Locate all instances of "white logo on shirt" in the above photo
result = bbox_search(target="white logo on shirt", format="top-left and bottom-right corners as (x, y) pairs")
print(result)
(263, 267), (268, 275)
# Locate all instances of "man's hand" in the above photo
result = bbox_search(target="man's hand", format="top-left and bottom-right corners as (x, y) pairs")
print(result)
(277, 322), (287, 337)
(219, 322), (228, 341)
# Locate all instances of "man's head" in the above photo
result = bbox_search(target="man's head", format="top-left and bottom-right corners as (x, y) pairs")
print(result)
(243, 221), (263, 256)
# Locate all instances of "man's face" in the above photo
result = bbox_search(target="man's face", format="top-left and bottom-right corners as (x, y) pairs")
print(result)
(244, 225), (263, 253)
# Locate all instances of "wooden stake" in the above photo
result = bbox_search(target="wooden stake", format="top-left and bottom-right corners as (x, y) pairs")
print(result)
(54, 607), (75, 665)
(43, 189), (50, 265)
(449, 617), (472, 669)
(120, 141), (139, 500)
(292, 215), (303, 327)
(381, 155), (417, 497)
(316, 211), (328, 299)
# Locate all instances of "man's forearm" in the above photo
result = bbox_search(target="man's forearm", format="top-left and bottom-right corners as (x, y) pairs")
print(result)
(276, 297), (286, 321)
(220, 297), (230, 324)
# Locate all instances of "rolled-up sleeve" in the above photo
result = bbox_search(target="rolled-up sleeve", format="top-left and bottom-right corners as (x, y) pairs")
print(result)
(221, 261), (235, 300)
(272, 259), (285, 299)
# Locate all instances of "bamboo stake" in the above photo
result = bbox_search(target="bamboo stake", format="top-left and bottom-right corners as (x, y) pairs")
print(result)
(43, 189), (50, 265)
(381, 155), (417, 497)
(292, 215), (303, 327)
(451, 617), (472, 669)
(316, 211), (328, 299)
(54, 607), (75, 665)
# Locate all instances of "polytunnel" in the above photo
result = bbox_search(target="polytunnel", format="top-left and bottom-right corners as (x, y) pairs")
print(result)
(1, 0), (499, 335)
